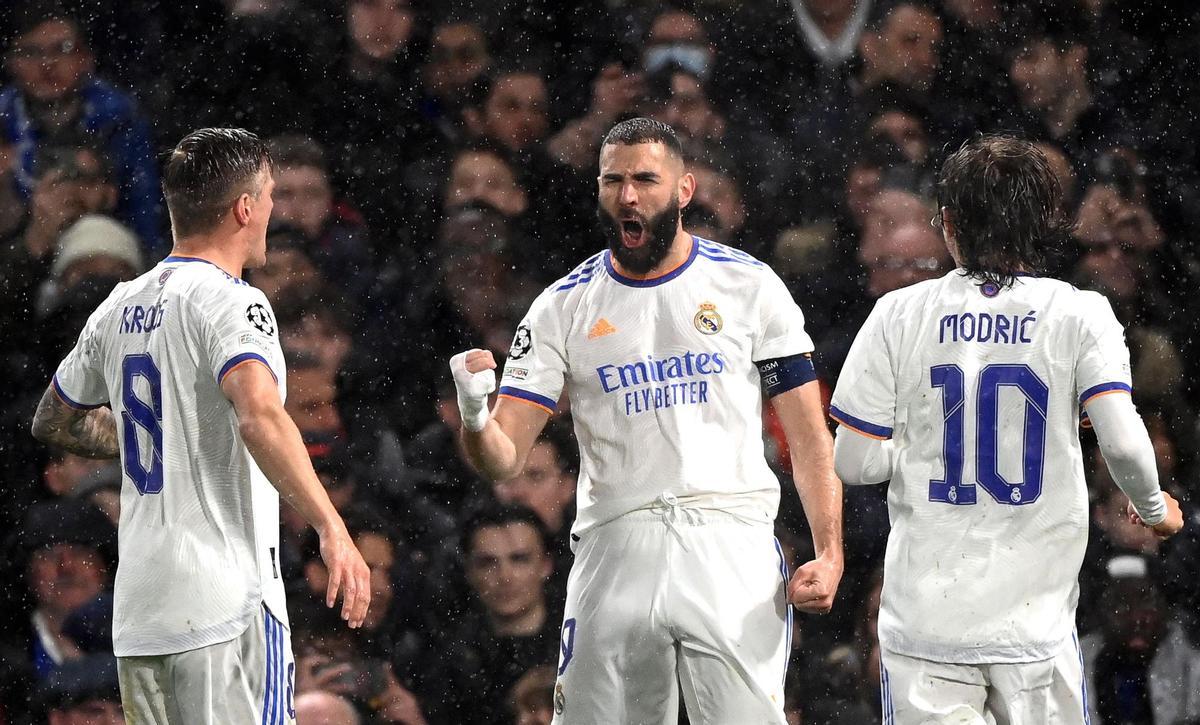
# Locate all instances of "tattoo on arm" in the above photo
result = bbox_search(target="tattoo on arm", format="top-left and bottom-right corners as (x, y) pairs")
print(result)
(31, 386), (120, 459)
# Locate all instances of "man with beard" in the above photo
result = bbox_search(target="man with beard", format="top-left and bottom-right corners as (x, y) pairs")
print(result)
(448, 118), (843, 723)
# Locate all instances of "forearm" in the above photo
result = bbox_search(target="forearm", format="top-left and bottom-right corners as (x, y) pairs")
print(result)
(461, 420), (523, 482)
(833, 428), (895, 485)
(31, 387), (119, 459)
(239, 407), (343, 535)
(790, 438), (844, 561)
(1087, 394), (1166, 525)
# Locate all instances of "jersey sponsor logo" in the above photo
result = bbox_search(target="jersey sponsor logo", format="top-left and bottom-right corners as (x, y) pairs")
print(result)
(510, 322), (532, 359)
(694, 301), (722, 335)
(120, 302), (167, 334)
(587, 318), (617, 339)
(938, 310), (1037, 344)
(596, 351), (725, 416)
(237, 332), (272, 352)
(246, 303), (275, 336)
(506, 366), (529, 380)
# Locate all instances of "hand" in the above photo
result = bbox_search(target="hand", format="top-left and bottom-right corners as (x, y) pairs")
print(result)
(294, 654), (356, 697)
(319, 524), (372, 628)
(1128, 492), (1184, 540)
(588, 63), (644, 123)
(449, 348), (497, 432)
(373, 666), (429, 725)
(788, 553), (843, 614)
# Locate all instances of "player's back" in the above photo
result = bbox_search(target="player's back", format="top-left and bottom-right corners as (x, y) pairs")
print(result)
(832, 271), (1130, 664)
(54, 256), (288, 656)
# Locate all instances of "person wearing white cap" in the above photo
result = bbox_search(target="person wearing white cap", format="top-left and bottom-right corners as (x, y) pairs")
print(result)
(50, 214), (143, 289)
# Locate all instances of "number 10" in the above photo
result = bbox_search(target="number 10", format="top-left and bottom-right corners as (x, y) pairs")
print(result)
(929, 364), (1048, 506)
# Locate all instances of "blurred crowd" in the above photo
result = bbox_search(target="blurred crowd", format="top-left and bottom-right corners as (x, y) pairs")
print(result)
(3, 0), (1200, 723)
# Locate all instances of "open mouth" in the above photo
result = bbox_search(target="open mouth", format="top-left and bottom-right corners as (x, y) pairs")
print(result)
(620, 218), (645, 248)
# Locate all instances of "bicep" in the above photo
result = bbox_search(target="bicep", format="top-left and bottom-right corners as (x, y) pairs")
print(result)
(491, 396), (553, 464)
(769, 381), (832, 452)
(220, 359), (283, 418)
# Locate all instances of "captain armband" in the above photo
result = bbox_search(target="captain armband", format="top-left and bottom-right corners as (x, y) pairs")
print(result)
(756, 353), (817, 398)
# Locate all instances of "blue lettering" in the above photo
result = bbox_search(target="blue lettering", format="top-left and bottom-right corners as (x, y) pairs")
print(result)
(695, 353), (712, 374)
(996, 314), (1011, 343)
(121, 306), (133, 333)
(132, 305), (145, 333)
(939, 314), (956, 343)
(959, 313), (976, 341)
(977, 313), (993, 343)
(712, 352), (725, 373)
(698, 380), (708, 402)
(665, 357), (683, 378)
(598, 365), (619, 393)
(1020, 311), (1037, 343)
(618, 362), (649, 388)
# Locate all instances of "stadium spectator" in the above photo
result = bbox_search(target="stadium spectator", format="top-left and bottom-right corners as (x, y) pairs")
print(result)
(508, 664), (555, 725)
(294, 690), (361, 725)
(0, 6), (162, 249)
(36, 653), (123, 725)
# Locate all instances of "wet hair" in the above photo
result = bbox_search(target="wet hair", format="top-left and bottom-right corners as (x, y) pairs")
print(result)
(462, 502), (548, 557)
(162, 128), (272, 238)
(601, 117), (683, 160)
(936, 134), (1070, 288)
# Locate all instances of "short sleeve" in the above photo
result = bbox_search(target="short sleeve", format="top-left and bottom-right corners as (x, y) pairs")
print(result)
(498, 290), (567, 413)
(1076, 294), (1132, 407)
(54, 308), (109, 409)
(203, 286), (285, 386)
(752, 268), (815, 361)
(829, 299), (897, 439)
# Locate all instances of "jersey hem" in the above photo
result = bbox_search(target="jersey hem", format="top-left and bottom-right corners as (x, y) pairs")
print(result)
(879, 627), (1067, 665)
(114, 603), (261, 657)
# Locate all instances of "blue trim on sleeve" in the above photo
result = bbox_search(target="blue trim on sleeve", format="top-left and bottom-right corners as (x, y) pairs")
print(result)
(829, 404), (894, 439)
(497, 385), (557, 412)
(217, 352), (276, 384)
(52, 375), (106, 410)
(756, 354), (817, 397)
(1079, 381), (1132, 406)
(603, 237), (698, 287)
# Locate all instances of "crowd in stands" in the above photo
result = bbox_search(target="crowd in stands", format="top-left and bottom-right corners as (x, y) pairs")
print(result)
(3, 0), (1200, 722)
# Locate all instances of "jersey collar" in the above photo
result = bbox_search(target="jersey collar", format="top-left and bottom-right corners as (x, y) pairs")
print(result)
(603, 236), (698, 288)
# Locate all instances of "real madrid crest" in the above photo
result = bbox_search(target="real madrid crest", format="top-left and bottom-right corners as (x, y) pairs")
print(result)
(554, 682), (566, 715)
(694, 301), (722, 335)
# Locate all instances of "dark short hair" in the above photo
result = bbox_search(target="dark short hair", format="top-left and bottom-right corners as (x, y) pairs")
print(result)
(462, 503), (548, 557)
(161, 128), (272, 238)
(936, 134), (1070, 288)
(601, 117), (683, 159)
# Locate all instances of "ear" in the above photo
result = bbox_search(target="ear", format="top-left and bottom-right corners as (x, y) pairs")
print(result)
(678, 171), (696, 209)
(233, 193), (253, 227)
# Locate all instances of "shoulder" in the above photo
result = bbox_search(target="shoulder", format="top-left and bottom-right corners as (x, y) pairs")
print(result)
(165, 261), (269, 316)
(692, 237), (767, 273)
(548, 250), (606, 294)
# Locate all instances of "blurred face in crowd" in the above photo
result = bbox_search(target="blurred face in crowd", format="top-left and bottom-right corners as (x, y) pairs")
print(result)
(597, 141), (695, 274)
(272, 164), (333, 240)
(643, 11), (713, 78)
(43, 453), (108, 496)
(493, 441), (575, 533)
(1032, 142), (1076, 208)
(49, 698), (125, 725)
(1010, 40), (1087, 113)
(476, 72), (550, 153)
(29, 543), (107, 615)
(860, 222), (949, 297)
(6, 19), (93, 102)
(1090, 474), (1160, 554)
(466, 522), (551, 623)
(60, 256), (139, 292)
(865, 5), (943, 91)
(869, 111), (928, 164)
(424, 22), (490, 101)
(652, 72), (725, 143)
(687, 163), (744, 241)
(859, 187), (933, 261)
(285, 363), (342, 438)
(802, 0), (858, 17)
(281, 311), (352, 380)
(845, 163), (883, 227)
(347, 0), (413, 61)
(1102, 579), (1166, 661)
(253, 245), (321, 305)
(1072, 180), (1163, 302)
(446, 150), (528, 218)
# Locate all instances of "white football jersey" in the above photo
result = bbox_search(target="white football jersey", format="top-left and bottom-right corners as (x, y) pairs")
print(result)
(54, 256), (289, 657)
(499, 237), (814, 536)
(830, 271), (1132, 664)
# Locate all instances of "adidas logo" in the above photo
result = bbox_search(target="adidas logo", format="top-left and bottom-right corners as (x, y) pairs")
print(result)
(588, 318), (617, 339)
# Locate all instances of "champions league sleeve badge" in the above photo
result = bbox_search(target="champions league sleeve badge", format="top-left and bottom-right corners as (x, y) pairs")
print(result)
(510, 322), (533, 360)
(694, 302), (722, 335)
(245, 303), (276, 336)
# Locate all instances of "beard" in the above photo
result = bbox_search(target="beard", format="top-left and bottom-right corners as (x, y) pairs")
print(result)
(596, 195), (680, 275)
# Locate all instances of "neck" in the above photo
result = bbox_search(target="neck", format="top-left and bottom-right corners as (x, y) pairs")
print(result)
(611, 227), (693, 280)
(169, 235), (245, 278)
(488, 598), (547, 637)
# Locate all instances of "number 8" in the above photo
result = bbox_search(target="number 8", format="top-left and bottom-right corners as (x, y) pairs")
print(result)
(122, 353), (164, 495)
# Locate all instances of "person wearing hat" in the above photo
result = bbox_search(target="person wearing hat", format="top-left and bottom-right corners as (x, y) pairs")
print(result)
(13, 499), (116, 680)
(35, 653), (124, 725)
(49, 213), (143, 291)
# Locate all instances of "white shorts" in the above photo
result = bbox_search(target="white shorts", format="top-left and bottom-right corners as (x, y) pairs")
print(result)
(118, 604), (295, 725)
(552, 500), (791, 725)
(879, 631), (1089, 725)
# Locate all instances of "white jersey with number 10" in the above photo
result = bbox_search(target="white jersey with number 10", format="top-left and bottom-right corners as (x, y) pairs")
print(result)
(830, 271), (1131, 664)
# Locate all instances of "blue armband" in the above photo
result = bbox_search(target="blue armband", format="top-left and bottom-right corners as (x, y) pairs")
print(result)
(756, 353), (817, 397)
